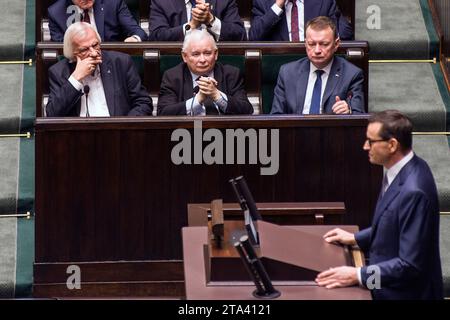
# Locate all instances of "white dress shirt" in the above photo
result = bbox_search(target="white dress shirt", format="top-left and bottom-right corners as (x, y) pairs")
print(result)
(68, 67), (110, 117)
(271, 0), (305, 41)
(183, 0), (222, 40)
(303, 59), (333, 114)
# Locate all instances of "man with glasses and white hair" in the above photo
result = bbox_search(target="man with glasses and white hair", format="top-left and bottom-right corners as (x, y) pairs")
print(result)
(46, 22), (152, 117)
(316, 110), (443, 300)
(157, 29), (253, 116)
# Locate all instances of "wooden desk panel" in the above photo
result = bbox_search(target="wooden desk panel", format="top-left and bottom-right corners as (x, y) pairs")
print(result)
(34, 115), (381, 297)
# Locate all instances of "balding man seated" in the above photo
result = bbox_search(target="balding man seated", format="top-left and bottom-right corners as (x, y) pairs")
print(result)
(46, 22), (152, 117)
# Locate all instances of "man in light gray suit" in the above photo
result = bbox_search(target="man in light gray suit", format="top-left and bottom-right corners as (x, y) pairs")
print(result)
(270, 16), (364, 115)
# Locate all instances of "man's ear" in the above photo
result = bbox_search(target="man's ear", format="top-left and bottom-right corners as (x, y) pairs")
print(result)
(182, 52), (188, 63)
(388, 138), (400, 154)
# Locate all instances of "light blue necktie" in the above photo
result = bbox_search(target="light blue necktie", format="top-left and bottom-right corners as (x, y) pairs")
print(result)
(310, 70), (324, 114)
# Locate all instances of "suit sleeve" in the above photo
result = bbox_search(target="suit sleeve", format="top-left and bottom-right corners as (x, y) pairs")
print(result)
(116, 0), (148, 40)
(355, 227), (371, 253)
(148, 0), (185, 41)
(222, 67), (253, 115)
(46, 67), (83, 117)
(249, 0), (283, 41)
(360, 191), (433, 289)
(157, 72), (189, 116)
(48, 8), (65, 42)
(270, 66), (288, 114)
(125, 56), (153, 116)
(217, 0), (246, 41)
(348, 69), (365, 114)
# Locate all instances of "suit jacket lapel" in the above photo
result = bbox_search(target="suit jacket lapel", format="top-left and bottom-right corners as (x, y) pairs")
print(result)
(371, 156), (418, 238)
(100, 53), (115, 116)
(296, 60), (310, 114)
(178, 0), (188, 24)
(322, 58), (341, 112)
(304, 0), (322, 24)
(94, 0), (105, 40)
(214, 63), (225, 92)
(182, 64), (194, 101)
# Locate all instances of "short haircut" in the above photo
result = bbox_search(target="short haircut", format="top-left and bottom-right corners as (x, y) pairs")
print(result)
(63, 22), (101, 60)
(369, 110), (413, 151)
(182, 29), (217, 53)
(305, 16), (338, 39)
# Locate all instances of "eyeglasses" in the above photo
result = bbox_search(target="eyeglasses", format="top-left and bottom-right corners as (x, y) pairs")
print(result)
(75, 42), (100, 55)
(365, 138), (388, 147)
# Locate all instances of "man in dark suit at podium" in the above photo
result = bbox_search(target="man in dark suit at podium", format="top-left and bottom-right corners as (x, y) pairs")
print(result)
(157, 29), (253, 116)
(270, 16), (364, 115)
(316, 110), (443, 300)
(46, 22), (152, 117)
(249, 0), (353, 41)
(48, 0), (147, 42)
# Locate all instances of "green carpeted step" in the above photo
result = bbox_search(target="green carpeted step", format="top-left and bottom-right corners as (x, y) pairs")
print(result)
(0, 138), (19, 215)
(0, 0), (26, 60)
(368, 63), (447, 132)
(413, 136), (450, 212)
(0, 65), (24, 133)
(355, 0), (438, 60)
(440, 215), (450, 298)
(0, 217), (17, 298)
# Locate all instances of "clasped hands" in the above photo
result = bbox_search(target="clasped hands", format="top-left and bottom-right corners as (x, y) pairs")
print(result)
(189, 0), (215, 29)
(196, 76), (220, 103)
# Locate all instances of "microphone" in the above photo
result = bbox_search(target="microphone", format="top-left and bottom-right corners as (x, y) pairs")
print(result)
(190, 85), (200, 116)
(84, 85), (90, 117)
(346, 90), (353, 113)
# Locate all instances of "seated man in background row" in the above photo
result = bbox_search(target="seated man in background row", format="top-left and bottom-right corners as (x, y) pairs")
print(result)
(271, 16), (364, 115)
(157, 29), (253, 116)
(249, 0), (353, 41)
(48, 0), (147, 42)
(46, 22), (153, 117)
(149, 0), (246, 41)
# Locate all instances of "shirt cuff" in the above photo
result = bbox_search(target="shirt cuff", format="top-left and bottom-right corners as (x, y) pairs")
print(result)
(271, 3), (284, 16)
(207, 17), (221, 40)
(132, 35), (142, 42)
(68, 75), (83, 91)
(214, 91), (228, 113)
(186, 96), (205, 116)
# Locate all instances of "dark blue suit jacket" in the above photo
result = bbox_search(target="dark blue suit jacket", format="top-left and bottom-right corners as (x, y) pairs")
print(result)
(48, 0), (147, 42)
(270, 56), (364, 114)
(249, 0), (353, 41)
(46, 51), (153, 117)
(356, 155), (443, 300)
(157, 62), (253, 115)
(149, 0), (246, 41)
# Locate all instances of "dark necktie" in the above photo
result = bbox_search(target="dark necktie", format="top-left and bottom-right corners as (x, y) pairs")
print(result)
(290, 0), (299, 42)
(380, 173), (389, 198)
(82, 9), (91, 24)
(204, 97), (219, 115)
(310, 70), (324, 114)
(190, 0), (196, 8)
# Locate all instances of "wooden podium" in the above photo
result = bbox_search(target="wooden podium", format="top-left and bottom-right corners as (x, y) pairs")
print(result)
(183, 221), (371, 300)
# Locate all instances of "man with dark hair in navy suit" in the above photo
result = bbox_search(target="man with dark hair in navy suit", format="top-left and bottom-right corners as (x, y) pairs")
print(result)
(46, 22), (152, 117)
(48, 0), (147, 42)
(270, 16), (364, 115)
(149, 0), (246, 41)
(316, 110), (443, 300)
(249, 0), (353, 41)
